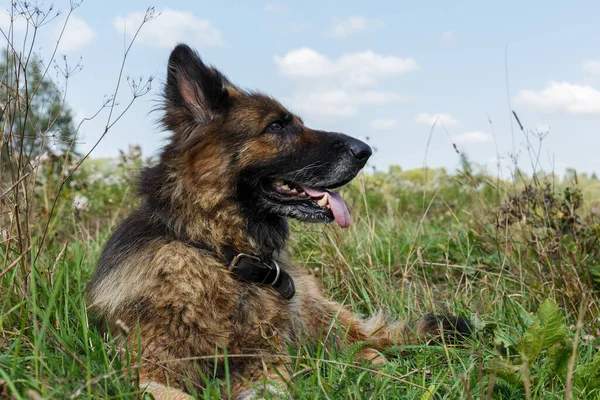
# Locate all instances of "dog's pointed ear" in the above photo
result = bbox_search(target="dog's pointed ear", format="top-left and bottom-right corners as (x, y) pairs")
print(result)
(163, 44), (233, 132)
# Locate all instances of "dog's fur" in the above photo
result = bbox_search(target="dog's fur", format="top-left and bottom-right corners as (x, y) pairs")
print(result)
(87, 44), (470, 399)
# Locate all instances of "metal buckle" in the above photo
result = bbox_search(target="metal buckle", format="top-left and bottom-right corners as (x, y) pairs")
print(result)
(270, 260), (281, 286)
(229, 253), (261, 269)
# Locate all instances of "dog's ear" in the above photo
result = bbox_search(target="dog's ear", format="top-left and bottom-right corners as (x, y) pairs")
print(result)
(163, 44), (233, 133)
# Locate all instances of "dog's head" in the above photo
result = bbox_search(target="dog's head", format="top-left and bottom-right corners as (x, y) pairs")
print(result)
(159, 44), (371, 229)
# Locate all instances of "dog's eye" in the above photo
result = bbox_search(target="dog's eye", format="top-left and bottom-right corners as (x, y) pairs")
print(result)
(268, 121), (284, 132)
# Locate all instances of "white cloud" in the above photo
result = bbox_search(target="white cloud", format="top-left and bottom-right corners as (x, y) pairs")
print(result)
(288, 89), (408, 118)
(371, 119), (399, 130)
(264, 2), (288, 14)
(414, 112), (459, 127)
(329, 16), (384, 37)
(0, 9), (28, 31)
(276, 48), (415, 119)
(114, 9), (223, 49)
(582, 60), (600, 74)
(452, 131), (493, 144)
(275, 48), (418, 87)
(57, 16), (95, 53)
(441, 30), (455, 41)
(338, 51), (418, 86)
(514, 81), (600, 115)
(274, 48), (336, 77)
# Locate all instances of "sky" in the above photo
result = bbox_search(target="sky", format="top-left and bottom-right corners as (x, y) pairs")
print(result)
(2, 0), (600, 175)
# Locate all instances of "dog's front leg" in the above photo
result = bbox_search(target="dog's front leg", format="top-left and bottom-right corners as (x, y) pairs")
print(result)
(293, 272), (470, 362)
(322, 302), (471, 362)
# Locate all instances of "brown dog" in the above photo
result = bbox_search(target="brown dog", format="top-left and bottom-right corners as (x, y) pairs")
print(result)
(86, 44), (470, 399)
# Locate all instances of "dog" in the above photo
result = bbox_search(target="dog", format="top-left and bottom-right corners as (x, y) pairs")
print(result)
(86, 44), (471, 399)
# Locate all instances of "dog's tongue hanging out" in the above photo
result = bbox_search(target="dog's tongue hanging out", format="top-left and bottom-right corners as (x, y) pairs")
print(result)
(299, 185), (351, 228)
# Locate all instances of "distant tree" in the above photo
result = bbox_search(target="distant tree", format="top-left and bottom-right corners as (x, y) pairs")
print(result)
(389, 165), (402, 174)
(1, 50), (76, 164)
(565, 168), (577, 182)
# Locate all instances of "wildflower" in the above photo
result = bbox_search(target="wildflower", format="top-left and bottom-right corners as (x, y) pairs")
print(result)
(73, 194), (89, 210)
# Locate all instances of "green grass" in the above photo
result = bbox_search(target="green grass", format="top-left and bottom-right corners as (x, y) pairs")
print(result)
(2, 159), (600, 399)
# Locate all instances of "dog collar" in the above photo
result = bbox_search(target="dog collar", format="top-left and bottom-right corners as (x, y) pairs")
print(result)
(184, 241), (296, 300)
(227, 252), (295, 300)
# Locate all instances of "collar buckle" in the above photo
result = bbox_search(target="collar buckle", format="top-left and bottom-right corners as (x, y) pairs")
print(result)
(229, 253), (261, 269)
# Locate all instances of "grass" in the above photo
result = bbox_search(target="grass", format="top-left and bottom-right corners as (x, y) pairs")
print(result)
(1, 3), (599, 398)
(2, 153), (600, 399)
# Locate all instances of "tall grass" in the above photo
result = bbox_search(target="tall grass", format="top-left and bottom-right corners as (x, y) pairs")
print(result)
(3, 154), (600, 399)
(2, 2), (600, 399)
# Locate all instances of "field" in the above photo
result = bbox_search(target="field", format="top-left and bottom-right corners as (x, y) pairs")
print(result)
(2, 148), (600, 399)
(2, 3), (600, 399)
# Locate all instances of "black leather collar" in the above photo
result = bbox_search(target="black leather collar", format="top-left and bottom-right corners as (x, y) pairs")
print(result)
(183, 241), (296, 300)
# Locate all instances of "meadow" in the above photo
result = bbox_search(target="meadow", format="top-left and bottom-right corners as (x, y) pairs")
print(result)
(2, 3), (600, 398)
(2, 145), (600, 399)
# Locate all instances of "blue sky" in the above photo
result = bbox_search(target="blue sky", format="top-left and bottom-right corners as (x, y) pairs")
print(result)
(3, 0), (600, 175)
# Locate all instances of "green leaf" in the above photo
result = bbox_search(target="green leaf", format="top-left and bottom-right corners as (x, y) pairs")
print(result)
(494, 326), (519, 354)
(545, 338), (573, 378)
(517, 299), (568, 364)
(487, 359), (523, 385)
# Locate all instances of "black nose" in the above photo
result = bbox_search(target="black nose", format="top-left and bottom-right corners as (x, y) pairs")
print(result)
(348, 140), (372, 161)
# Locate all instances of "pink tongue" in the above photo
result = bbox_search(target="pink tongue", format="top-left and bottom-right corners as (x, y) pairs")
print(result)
(299, 185), (351, 228)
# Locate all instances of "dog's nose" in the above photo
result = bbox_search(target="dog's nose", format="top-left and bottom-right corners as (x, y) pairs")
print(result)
(348, 140), (372, 161)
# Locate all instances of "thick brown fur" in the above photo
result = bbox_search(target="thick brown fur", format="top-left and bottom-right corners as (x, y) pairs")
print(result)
(86, 44), (471, 399)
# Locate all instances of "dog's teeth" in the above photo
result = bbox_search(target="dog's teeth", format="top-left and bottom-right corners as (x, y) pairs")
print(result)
(317, 196), (328, 207)
(281, 184), (291, 190)
(274, 179), (285, 186)
(299, 192), (307, 197)
(290, 188), (298, 193)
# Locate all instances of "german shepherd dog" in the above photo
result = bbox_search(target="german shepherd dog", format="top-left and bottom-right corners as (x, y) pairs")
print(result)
(87, 44), (471, 399)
